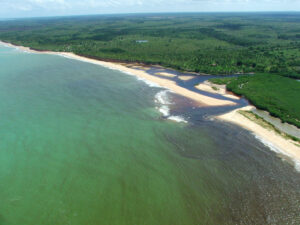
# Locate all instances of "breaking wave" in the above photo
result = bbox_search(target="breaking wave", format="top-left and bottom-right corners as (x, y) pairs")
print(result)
(154, 90), (187, 123)
(136, 77), (161, 88)
(254, 134), (300, 173)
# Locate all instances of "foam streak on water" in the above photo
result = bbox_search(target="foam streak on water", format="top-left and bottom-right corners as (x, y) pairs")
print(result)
(136, 77), (161, 88)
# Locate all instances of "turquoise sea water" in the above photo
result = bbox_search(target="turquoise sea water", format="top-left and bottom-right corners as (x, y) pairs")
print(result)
(0, 45), (300, 225)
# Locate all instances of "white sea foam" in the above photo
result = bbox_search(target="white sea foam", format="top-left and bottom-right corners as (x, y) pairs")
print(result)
(59, 54), (75, 60)
(168, 116), (188, 123)
(18, 49), (32, 54)
(155, 90), (171, 117)
(136, 77), (161, 88)
(254, 134), (300, 172)
(294, 161), (300, 172)
(0, 41), (11, 48)
(159, 105), (170, 117)
(254, 134), (281, 154)
(155, 90), (172, 105)
(154, 90), (187, 123)
(0, 42), (32, 54)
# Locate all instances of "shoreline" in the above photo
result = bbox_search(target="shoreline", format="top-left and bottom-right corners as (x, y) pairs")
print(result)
(1, 40), (300, 170)
(217, 106), (300, 171)
(0, 41), (233, 107)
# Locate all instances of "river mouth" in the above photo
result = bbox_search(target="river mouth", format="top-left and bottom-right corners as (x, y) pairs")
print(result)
(0, 44), (300, 225)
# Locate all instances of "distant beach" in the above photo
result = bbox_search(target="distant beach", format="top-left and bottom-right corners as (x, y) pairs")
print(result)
(1, 40), (299, 170)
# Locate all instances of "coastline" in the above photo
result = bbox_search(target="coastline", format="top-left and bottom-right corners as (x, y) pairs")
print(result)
(0, 41), (233, 107)
(218, 106), (300, 171)
(199, 80), (300, 169)
(1, 40), (300, 170)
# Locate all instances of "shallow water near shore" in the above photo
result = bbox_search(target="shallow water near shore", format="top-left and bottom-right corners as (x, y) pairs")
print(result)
(0, 45), (300, 225)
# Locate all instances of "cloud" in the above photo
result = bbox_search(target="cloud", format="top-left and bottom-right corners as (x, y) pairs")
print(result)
(0, 0), (299, 18)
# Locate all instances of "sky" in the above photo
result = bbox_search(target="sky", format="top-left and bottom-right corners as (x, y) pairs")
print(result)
(0, 0), (300, 18)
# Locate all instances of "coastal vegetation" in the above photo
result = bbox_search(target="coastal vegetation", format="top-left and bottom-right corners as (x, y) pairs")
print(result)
(0, 13), (299, 127)
(0, 13), (300, 77)
(238, 110), (300, 143)
(210, 74), (300, 128)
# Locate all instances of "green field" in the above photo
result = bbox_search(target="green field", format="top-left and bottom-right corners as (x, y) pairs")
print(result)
(210, 74), (300, 128)
(0, 12), (300, 77)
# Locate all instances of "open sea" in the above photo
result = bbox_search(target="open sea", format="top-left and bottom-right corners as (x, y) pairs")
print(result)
(0, 45), (300, 225)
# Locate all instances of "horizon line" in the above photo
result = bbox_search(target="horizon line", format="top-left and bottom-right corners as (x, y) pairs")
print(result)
(1, 10), (300, 20)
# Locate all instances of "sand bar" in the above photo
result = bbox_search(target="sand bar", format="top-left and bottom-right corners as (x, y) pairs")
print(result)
(196, 81), (240, 100)
(155, 72), (177, 78)
(178, 76), (195, 81)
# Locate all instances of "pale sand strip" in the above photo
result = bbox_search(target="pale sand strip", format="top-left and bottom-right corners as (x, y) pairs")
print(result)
(218, 106), (300, 168)
(196, 81), (240, 100)
(128, 65), (149, 70)
(178, 76), (195, 81)
(154, 72), (176, 77)
(1, 41), (299, 167)
(0, 41), (233, 106)
(59, 53), (235, 106)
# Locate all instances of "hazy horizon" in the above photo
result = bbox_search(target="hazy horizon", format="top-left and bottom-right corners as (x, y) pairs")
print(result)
(1, 11), (300, 20)
(1, 0), (300, 19)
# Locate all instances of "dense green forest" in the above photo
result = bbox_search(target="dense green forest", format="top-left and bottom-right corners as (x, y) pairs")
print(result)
(210, 74), (300, 128)
(0, 13), (299, 127)
(0, 13), (300, 77)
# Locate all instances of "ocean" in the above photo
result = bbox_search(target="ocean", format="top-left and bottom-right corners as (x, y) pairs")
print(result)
(0, 44), (299, 225)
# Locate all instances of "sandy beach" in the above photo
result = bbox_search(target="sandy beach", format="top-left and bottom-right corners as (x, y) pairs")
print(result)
(1, 40), (300, 170)
(62, 53), (237, 106)
(218, 106), (300, 170)
(0, 41), (234, 107)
